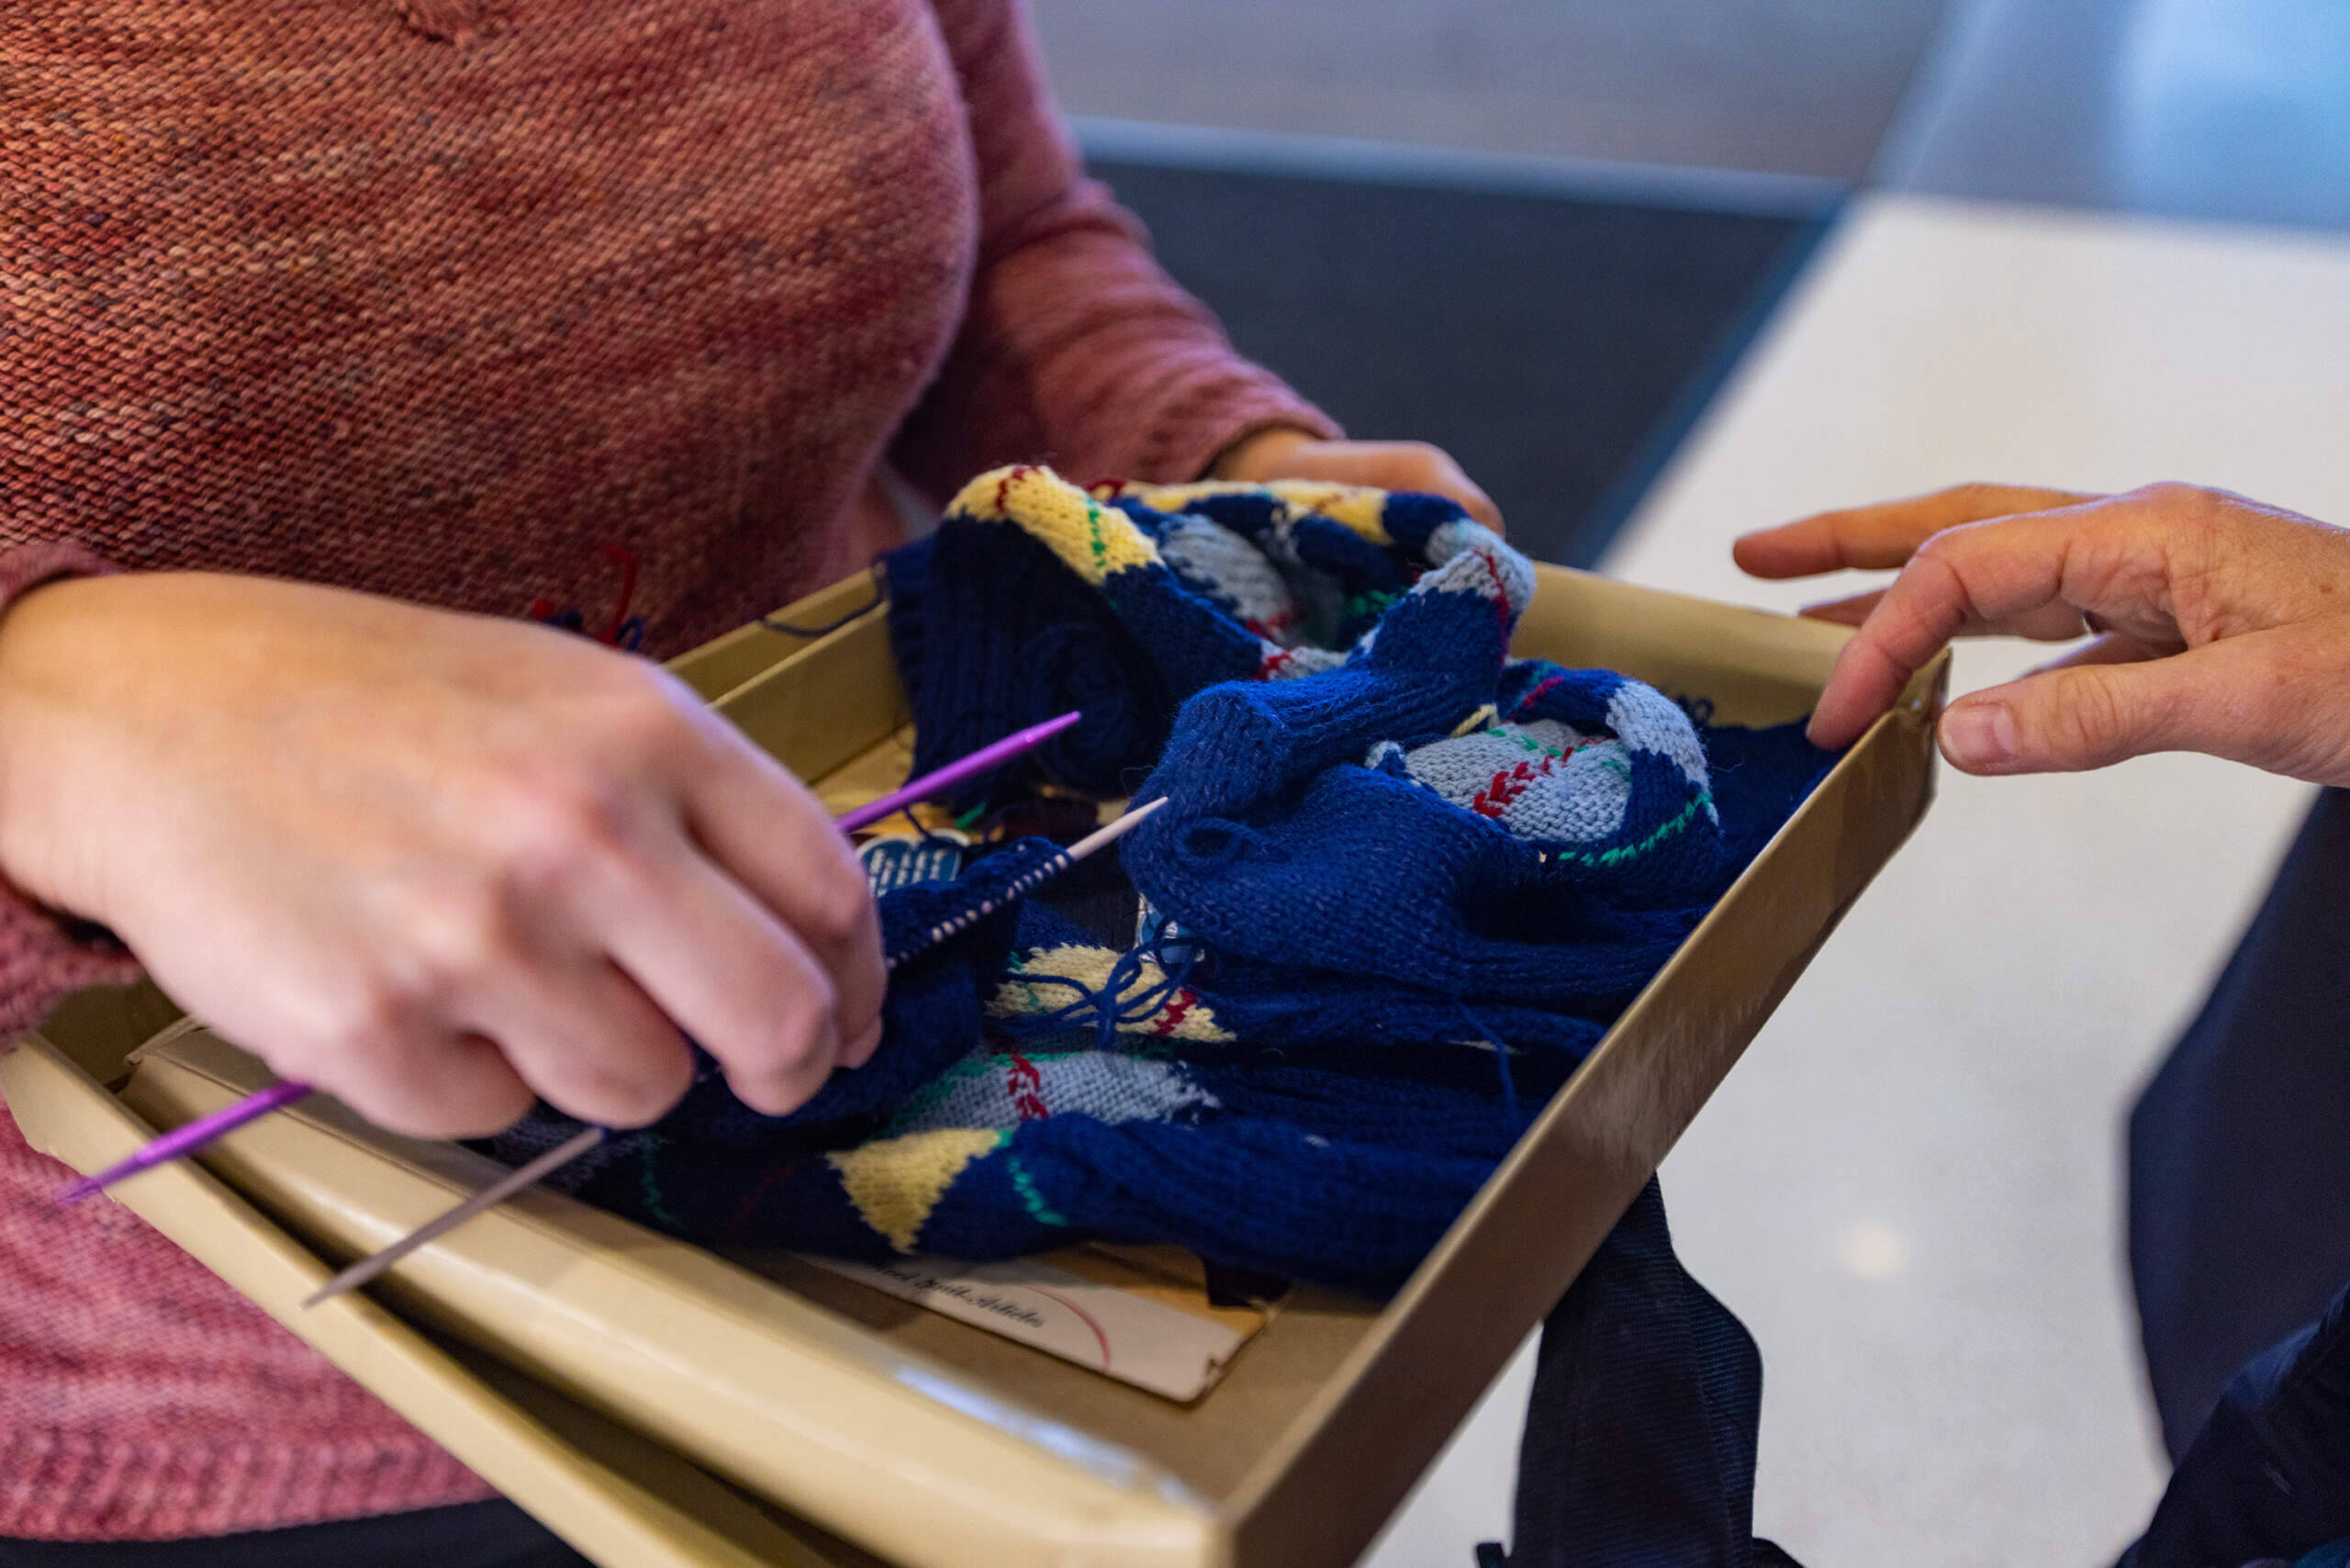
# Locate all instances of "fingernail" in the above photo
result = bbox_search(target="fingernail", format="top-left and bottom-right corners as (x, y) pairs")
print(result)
(1940, 703), (2015, 770)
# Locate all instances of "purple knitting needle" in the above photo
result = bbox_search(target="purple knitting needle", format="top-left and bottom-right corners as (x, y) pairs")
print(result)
(53, 1079), (316, 1206)
(833, 709), (1080, 834)
(55, 711), (1084, 1207)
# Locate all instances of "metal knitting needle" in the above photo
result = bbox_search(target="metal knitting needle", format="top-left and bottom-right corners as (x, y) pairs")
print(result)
(302, 796), (1165, 1309)
(59, 712), (1082, 1208)
(296, 1125), (608, 1311)
(883, 796), (1166, 965)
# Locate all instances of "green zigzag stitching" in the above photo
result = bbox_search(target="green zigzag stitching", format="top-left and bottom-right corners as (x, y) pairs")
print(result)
(1487, 724), (1565, 759)
(1549, 790), (1716, 869)
(1081, 495), (1110, 575)
(1006, 1144), (1068, 1227)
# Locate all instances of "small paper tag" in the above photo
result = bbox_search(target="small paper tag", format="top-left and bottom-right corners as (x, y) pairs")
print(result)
(798, 1252), (1251, 1402)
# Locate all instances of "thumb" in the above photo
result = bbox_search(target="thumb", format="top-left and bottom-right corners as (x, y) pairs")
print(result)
(1935, 638), (2293, 776)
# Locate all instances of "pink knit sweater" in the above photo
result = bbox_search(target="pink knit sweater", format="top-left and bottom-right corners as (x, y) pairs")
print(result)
(0, 0), (1333, 1540)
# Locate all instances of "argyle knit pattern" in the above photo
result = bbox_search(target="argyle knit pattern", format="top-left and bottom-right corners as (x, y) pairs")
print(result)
(0, 3), (1335, 1540)
(490, 470), (1837, 1294)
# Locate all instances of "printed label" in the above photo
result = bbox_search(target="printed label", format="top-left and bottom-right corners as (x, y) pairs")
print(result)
(798, 1252), (1251, 1402)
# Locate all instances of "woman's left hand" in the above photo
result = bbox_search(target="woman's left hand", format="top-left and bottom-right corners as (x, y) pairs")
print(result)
(1215, 428), (1504, 534)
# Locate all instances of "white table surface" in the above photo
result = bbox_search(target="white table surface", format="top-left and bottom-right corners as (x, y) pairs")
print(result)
(1362, 190), (2350, 1568)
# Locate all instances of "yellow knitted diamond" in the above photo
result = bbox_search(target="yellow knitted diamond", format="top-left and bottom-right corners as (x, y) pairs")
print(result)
(990, 941), (1236, 1042)
(827, 1126), (1006, 1252)
(946, 466), (1159, 583)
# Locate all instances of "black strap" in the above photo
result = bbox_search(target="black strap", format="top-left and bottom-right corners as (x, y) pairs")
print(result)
(1508, 1178), (1794, 1568)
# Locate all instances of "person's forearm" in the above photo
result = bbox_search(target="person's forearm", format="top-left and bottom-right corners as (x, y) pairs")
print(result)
(0, 570), (886, 1137)
(889, 0), (1337, 497)
(890, 194), (1340, 495)
(0, 551), (147, 1032)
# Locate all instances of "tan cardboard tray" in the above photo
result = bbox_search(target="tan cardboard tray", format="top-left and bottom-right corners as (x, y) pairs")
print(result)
(4, 563), (1946, 1568)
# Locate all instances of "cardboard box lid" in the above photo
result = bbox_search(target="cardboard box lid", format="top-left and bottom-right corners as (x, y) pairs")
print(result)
(6, 563), (1945, 1568)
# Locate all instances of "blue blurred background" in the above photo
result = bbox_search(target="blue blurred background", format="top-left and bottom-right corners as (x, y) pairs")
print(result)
(1036, 0), (2350, 564)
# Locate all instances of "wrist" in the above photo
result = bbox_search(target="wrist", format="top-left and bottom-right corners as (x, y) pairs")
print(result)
(1206, 425), (1319, 482)
(0, 572), (140, 922)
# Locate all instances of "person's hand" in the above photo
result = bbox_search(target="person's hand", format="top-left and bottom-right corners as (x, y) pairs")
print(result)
(1732, 482), (2350, 783)
(0, 573), (885, 1138)
(1214, 427), (1504, 533)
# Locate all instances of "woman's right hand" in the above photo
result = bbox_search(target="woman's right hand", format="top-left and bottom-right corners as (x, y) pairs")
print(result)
(0, 572), (884, 1137)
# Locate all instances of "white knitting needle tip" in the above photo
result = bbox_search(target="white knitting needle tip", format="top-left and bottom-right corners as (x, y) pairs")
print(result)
(1066, 795), (1166, 860)
(300, 797), (1169, 1311)
(300, 1126), (602, 1309)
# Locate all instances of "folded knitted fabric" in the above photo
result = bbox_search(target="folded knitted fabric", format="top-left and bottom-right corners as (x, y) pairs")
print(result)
(888, 465), (1707, 841)
(485, 467), (1837, 1294)
(899, 465), (1727, 1008)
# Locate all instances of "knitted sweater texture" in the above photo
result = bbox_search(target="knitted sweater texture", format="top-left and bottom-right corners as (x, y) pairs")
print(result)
(487, 471), (1834, 1298)
(0, 3), (1331, 1540)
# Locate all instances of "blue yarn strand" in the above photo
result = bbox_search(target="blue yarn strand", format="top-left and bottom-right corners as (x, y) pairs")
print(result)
(996, 931), (1203, 1054)
(1452, 1000), (1522, 1122)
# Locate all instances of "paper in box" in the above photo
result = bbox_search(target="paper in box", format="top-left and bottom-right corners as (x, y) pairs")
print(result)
(4, 562), (1944, 1568)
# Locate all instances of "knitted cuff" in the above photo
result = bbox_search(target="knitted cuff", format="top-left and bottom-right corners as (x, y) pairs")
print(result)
(0, 542), (142, 1036)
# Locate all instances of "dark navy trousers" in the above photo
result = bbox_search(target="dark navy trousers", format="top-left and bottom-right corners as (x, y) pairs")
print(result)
(2121, 787), (2350, 1568)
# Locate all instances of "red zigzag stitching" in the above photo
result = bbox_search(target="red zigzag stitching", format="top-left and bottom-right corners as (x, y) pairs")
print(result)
(1004, 1053), (1049, 1120)
(1153, 990), (1198, 1036)
(1472, 756), (1552, 817)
